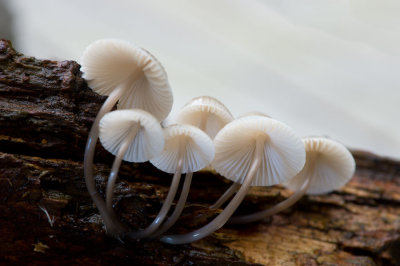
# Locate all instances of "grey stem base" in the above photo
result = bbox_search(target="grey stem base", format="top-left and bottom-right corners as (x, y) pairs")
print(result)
(228, 175), (312, 224)
(83, 86), (126, 237)
(149, 172), (193, 239)
(128, 157), (184, 239)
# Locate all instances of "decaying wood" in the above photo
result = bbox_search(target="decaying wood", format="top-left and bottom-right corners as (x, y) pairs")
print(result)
(0, 39), (399, 265)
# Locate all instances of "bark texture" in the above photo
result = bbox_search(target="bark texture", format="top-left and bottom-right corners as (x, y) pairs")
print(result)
(0, 39), (399, 265)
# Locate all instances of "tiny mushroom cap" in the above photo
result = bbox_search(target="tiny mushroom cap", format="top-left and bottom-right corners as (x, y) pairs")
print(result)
(80, 39), (173, 121)
(175, 96), (234, 139)
(285, 137), (356, 195)
(99, 109), (164, 162)
(212, 116), (306, 186)
(150, 124), (215, 174)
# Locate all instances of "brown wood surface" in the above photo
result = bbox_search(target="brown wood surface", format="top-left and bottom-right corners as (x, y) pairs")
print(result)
(0, 39), (399, 265)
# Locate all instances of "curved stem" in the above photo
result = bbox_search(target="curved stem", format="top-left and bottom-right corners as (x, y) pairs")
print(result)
(106, 124), (140, 212)
(228, 175), (312, 224)
(128, 149), (185, 239)
(83, 86), (125, 236)
(149, 172), (193, 239)
(161, 138), (265, 245)
(209, 182), (241, 209)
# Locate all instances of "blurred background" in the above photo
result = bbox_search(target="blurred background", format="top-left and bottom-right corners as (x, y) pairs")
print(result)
(1, 0), (399, 159)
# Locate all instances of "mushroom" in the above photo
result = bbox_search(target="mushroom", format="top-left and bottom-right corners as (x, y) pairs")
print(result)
(209, 111), (270, 210)
(80, 39), (173, 235)
(160, 116), (305, 244)
(229, 137), (356, 224)
(127, 124), (214, 239)
(98, 109), (164, 212)
(174, 96), (235, 210)
(175, 96), (233, 139)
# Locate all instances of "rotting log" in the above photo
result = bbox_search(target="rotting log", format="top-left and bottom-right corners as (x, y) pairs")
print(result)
(0, 39), (399, 265)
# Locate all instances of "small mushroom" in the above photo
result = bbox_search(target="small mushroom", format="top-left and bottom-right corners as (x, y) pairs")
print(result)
(80, 39), (173, 235)
(209, 111), (271, 209)
(160, 116), (305, 244)
(81, 39), (173, 120)
(98, 109), (164, 212)
(229, 137), (355, 224)
(175, 96), (233, 139)
(174, 96), (234, 210)
(127, 124), (214, 239)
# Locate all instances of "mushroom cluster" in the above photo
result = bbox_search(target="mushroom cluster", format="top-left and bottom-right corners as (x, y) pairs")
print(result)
(80, 39), (356, 244)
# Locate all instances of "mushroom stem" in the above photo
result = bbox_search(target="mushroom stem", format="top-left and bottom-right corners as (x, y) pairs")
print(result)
(128, 146), (185, 239)
(228, 174), (313, 224)
(83, 85), (125, 236)
(209, 182), (241, 209)
(149, 171), (193, 239)
(106, 123), (140, 212)
(161, 138), (264, 244)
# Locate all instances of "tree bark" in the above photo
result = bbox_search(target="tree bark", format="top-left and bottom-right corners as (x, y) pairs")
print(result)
(0, 39), (399, 265)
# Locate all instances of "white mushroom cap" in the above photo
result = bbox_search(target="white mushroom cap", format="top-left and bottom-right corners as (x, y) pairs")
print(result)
(175, 96), (234, 139)
(212, 116), (306, 186)
(285, 137), (356, 195)
(150, 124), (215, 174)
(99, 109), (164, 162)
(80, 39), (173, 121)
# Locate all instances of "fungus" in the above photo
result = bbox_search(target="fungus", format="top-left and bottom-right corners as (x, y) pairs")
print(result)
(98, 109), (164, 212)
(127, 124), (214, 239)
(209, 111), (271, 209)
(175, 96), (233, 139)
(229, 137), (355, 224)
(175, 96), (235, 210)
(80, 39), (172, 235)
(160, 116), (305, 244)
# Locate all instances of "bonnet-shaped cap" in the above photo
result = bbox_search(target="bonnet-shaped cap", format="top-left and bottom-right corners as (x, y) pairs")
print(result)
(175, 96), (233, 139)
(150, 124), (215, 173)
(285, 137), (355, 195)
(99, 109), (164, 162)
(80, 39), (173, 121)
(212, 116), (306, 186)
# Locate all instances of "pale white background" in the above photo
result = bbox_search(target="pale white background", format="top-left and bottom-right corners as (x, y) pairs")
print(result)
(5, 0), (400, 159)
